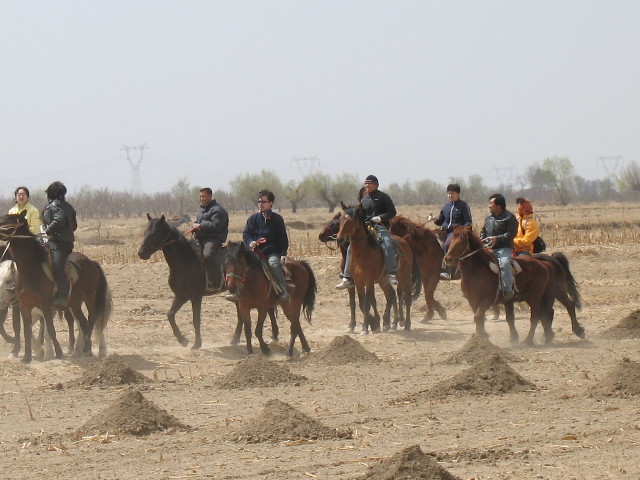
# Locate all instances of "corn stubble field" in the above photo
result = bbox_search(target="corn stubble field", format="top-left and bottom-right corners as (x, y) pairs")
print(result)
(1, 201), (639, 480)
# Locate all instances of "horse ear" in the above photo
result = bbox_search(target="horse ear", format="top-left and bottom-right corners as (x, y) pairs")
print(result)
(18, 210), (27, 220)
(160, 215), (166, 222)
(341, 201), (347, 210)
(147, 213), (152, 221)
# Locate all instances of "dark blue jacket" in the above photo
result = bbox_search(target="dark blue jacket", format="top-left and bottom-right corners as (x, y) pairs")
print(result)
(195, 200), (228, 244)
(434, 199), (473, 233)
(243, 210), (288, 257)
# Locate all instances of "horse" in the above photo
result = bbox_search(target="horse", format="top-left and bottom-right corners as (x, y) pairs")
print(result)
(137, 214), (279, 349)
(0, 258), (20, 344)
(318, 212), (391, 333)
(444, 225), (556, 344)
(389, 215), (448, 322)
(0, 212), (111, 363)
(224, 241), (316, 356)
(336, 203), (419, 334)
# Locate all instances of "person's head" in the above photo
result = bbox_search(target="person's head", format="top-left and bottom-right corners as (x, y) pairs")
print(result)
(14, 186), (30, 207)
(488, 193), (506, 216)
(363, 175), (379, 194)
(446, 183), (461, 201)
(257, 190), (275, 213)
(199, 187), (213, 206)
(516, 197), (533, 217)
(46, 181), (67, 202)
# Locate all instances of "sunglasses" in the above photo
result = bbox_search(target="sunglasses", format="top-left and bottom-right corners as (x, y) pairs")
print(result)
(257, 200), (270, 204)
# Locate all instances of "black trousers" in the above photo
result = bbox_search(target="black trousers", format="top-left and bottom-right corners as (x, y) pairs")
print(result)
(202, 240), (224, 289)
(49, 241), (73, 300)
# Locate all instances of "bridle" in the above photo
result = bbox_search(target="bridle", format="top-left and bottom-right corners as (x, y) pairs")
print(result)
(452, 233), (484, 261)
(224, 250), (248, 293)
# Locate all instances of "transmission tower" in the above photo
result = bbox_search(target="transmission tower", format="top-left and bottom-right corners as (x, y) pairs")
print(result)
(597, 155), (624, 178)
(121, 144), (148, 194)
(291, 156), (320, 177)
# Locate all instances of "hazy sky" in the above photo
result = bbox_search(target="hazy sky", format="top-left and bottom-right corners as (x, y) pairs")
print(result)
(1, 1), (638, 196)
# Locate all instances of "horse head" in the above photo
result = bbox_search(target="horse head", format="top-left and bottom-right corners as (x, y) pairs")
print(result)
(138, 214), (176, 260)
(318, 212), (341, 243)
(224, 241), (256, 295)
(444, 225), (474, 267)
(0, 211), (30, 242)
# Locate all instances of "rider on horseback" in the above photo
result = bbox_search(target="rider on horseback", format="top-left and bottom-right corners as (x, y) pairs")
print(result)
(42, 181), (77, 308)
(235, 190), (290, 302)
(187, 187), (229, 293)
(480, 193), (518, 301)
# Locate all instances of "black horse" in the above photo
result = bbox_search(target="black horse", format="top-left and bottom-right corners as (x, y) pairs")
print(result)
(137, 214), (278, 349)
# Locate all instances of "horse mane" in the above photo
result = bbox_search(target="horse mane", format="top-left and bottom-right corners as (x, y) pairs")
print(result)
(0, 213), (46, 263)
(391, 215), (439, 245)
(227, 241), (263, 269)
(345, 205), (378, 247)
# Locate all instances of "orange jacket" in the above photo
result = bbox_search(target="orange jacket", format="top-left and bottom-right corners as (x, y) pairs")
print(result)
(513, 213), (539, 255)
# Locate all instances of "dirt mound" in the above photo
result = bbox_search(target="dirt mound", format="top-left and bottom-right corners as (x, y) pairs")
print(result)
(360, 444), (461, 480)
(216, 355), (307, 389)
(601, 310), (640, 339)
(590, 357), (640, 398)
(72, 354), (150, 387)
(313, 335), (380, 364)
(443, 334), (524, 364)
(235, 399), (352, 443)
(76, 389), (189, 437)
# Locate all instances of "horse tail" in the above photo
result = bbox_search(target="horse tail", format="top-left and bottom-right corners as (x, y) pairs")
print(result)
(410, 258), (422, 301)
(92, 260), (113, 335)
(551, 252), (582, 310)
(300, 261), (317, 324)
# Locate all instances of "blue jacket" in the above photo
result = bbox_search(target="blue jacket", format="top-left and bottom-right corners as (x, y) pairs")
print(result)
(243, 210), (288, 257)
(434, 199), (473, 233)
(195, 200), (228, 244)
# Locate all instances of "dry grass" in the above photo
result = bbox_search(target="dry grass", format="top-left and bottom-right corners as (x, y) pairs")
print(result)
(73, 202), (640, 264)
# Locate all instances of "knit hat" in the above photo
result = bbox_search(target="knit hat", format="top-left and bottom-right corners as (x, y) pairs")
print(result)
(364, 175), (379, 185)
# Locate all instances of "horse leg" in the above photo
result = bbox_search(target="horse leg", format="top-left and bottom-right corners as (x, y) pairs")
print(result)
(42, 308), (63, 359)
(522, 302), (540, 346)
(557, 293), (585, 339)
(354, 285), (368, 335)
(504, 301), (519, 343)
(239, 305), (253, 356)
(167, 296), (189, 347)
(541, 306), (556, 345)
(191, 297), (203, 350)
(400, 282), (412, 332)
(347, 286), (357, 333)
(0, 305), (14, 343)
(365, 284), (380, 334)
(10, 303), (22, 358)
(230, 301), (243, 345)
(473, 306), (490, 338)
(255, 308), (271, 355)
(381, 283), (396, 332)
(20, 307), (33, 363)
(268, 307), (279, 342)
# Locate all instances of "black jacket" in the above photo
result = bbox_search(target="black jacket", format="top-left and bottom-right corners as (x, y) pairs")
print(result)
(43, 199), (77, 243)
(360, 189), (396, 228)
(480, 209), (517, 249)
(195, 200), (229, 244)
(243, 210), (288, 257)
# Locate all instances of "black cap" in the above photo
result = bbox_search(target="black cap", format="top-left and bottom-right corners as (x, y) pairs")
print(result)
(364, 175), (379, 185)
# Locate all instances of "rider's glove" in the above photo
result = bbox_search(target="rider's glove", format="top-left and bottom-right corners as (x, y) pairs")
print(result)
(371, 216), (382, 224)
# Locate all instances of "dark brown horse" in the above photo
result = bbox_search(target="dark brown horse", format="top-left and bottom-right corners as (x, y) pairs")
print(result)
(0, 212), (112, 362)
(224, 241), (316, 356)
(318, 212), (391, 332)
(137, 214), (279, 350)
(337, 203), (419, 334)
(389, 215), (447, 322)
(444, 225), (556, 344)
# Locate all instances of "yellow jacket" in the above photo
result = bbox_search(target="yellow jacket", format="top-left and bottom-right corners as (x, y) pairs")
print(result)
(513, 213), (539, 255)
(9, 202), (42, 235)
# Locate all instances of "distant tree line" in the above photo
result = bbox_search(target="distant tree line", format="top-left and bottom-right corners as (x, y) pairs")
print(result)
(2, 156), (638, 218)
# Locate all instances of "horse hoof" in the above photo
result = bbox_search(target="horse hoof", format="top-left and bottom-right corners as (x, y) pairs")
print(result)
(382, 324), (390, 332)
(439, 312), (448, 320)
(390, 324), (398, 331)
(20, 356), (32, 364)
(7, 352), (18, 359)
(509, 335), (519, 345)
(574, 328), (586, 339)
(419, 317), (430, 324)
(230, 337), (240, 346)
(360, 330), (369, 336)
(346, 327), (355, 334)
(191, 342), (202, 350)
(178, 338), (189, 347)
(260, 346), (271, 355)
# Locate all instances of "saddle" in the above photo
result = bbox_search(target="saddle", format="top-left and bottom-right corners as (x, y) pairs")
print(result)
(254, 249), (293, 295)
(41, 246), (79, 292)
(488, 257), (523, 276)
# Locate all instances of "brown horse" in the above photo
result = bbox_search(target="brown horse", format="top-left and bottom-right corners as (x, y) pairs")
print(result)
(337, 203), (418, 334)
(0, 212), (112, 363)
(224, 241), (316, 356)
(389, 215), (447, 322)
(138, 214), (279, 350)
(318, 212), (394, 333)
(444, 225), (556, 344)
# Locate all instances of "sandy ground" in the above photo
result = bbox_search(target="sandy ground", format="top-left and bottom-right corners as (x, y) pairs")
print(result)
(1, 227), (639, 479)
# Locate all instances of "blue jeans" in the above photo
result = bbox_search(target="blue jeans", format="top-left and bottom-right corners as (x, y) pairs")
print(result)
(342, 225), (397, 277)
(267, 253), (287, 292)
(494, 247), (514, 293)
(342, 245), (352, 279)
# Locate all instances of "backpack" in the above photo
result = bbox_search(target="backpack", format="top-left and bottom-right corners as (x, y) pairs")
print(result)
(532, 236), (546, 253)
